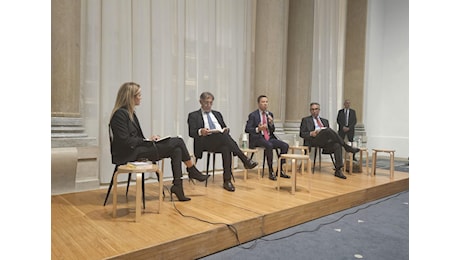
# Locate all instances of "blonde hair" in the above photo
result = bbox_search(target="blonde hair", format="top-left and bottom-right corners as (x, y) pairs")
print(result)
(110, 82), (141, 122)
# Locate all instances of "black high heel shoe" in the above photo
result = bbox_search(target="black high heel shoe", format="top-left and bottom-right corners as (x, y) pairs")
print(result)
(170, 185), (191, 201)
(187, 166), (210, 182)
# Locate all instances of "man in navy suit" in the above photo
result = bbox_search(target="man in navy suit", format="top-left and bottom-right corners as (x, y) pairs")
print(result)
(188, 92), (258, 192)
(245, 95), (290, 181)
(300, 102), (359, 179)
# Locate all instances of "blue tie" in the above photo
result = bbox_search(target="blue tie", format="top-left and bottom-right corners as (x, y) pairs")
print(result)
(206, 112), (216, 129)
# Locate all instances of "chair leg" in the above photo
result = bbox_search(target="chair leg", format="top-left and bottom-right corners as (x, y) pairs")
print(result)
(126, 173), (132, 197)
(142, 173), (145, 209)
(330, 154), (336, 169)
(156, 172), (166, 198)
(313, 148), (318, 174)
(205, 152), (211, 187)
(212, 152), (216, 182)
(103, 166), (118, 206)
(262, 150), (266, 178)
(318, 148), (322, 171)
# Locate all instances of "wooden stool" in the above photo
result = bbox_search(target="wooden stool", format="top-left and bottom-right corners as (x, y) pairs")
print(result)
(276, 153), (311, 195)
(345, 148), (369, 174)
(289, 145), (310, 173)
(112, 162), (163, 222)
(241, 148), (261, 181)
(371, 149), (395, 179)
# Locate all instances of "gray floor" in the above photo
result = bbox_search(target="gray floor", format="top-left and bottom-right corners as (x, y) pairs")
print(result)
(200, 159), (409, 260)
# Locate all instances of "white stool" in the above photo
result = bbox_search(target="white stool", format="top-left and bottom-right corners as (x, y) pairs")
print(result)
(371, 149), (395, 179)
(288, 145), (310, 173)
(241, 148), (261, 181)
(112, 162), (163, 222)
(276, 153), (311, 195)
(344, 148), (369, 175)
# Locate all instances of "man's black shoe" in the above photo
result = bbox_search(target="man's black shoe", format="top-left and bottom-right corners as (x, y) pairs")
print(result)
(345, 146), (360, 154)
(223, 181), (235, 192)
(279, 170), (291, 179)
(244, 159), (258, 169)
(334, 170), (347, 179)
(268, 172), (277, 181)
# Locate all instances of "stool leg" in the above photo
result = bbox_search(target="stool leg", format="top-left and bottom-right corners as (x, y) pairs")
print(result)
(348, 152), (353, 174)
(157, 169), (163, 213)
(243, 151), (248, 181)
(135, 173), (142, 222)
(112, 172), (118, 218)
(257, 150), (261, 179)
(365, 150), (369, 175)
(390, 152), (395, 179)
(277, 158), (281, 191)
(372, 151), (377, 176)
(291, 158), (296, 195)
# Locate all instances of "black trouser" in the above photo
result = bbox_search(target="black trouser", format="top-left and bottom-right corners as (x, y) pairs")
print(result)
(202, 132), (250, 181)
(311, 128), (351, 170)
(251, 137), (289, 172)
(138, 137), (191, 180)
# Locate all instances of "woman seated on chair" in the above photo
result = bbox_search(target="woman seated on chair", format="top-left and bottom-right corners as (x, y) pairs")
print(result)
(110, 82), (209, 201)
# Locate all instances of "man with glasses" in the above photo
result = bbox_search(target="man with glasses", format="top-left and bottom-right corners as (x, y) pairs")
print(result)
(188, 92), (258, 192)
(299, 102), (359, 179)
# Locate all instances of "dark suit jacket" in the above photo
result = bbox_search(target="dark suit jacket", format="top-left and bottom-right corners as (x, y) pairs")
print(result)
(244, 110), (276, 148)
(109, 107), (159, 165)
(336, 108), (357, 133)
(299, 116), (330, 147)
(187, 109), (227, 159)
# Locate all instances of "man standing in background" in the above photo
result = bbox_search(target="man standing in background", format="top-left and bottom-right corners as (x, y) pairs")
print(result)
(337, 99), (357, 160)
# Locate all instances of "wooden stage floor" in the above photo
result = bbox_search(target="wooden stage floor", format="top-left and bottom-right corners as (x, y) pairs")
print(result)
(51, 162), (409, 260)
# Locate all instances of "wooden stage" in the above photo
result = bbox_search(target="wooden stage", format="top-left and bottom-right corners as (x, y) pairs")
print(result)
(51, 162), (409, 260)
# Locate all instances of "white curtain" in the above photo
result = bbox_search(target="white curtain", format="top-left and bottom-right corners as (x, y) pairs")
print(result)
(311, 0), (347, 129)
(81, 0), (254, 183)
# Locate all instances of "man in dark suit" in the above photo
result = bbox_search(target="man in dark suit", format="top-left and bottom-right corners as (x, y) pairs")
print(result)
(337, 99), (357, 160)
(188, 92), (258, 192)
(337, 99), (357, 142)
(245, 95), (290, 181)
(299, 102), (359, 179)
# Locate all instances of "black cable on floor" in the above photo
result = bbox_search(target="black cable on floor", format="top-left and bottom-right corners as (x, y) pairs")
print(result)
(167, 186), (242, 245)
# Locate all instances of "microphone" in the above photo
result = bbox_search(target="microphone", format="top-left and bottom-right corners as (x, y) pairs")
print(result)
(265, 111), (273, 123)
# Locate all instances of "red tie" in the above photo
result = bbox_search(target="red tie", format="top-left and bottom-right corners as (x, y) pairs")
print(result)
(262, 113), (270, 140)
(315, 117), (324, 128)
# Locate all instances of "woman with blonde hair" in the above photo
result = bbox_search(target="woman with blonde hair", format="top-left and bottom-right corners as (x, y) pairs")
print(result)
(110, 82), (208, 201)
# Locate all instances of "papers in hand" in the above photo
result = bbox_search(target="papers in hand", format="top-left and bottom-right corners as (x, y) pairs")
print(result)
(144, 135), (171, 143)
(154, 135), (171, 143)
(209, 129), (225, 134)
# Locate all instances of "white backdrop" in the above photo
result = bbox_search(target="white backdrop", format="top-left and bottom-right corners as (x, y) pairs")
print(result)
(364, 0), (409, 158)
(81, 0), (254, 183)
(80, 0), (409, 184)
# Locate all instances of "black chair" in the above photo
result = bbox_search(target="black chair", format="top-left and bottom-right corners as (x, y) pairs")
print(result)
(196, 149), (235, 187)
(310, 145), (336, 174)
(103, 124), (163, 208)
(249, 147), (280, 178)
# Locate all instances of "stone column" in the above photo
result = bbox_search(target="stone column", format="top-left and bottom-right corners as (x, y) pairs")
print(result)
(253, 0), (289, 131)
(51, 0), (80, 117)
(343, 0), (368, 140)
(51, 0), (98, 194)
(284, 0), (315, 133)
